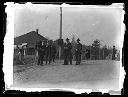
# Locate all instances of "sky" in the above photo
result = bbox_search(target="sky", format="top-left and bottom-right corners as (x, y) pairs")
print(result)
(14, 5), (123, 49)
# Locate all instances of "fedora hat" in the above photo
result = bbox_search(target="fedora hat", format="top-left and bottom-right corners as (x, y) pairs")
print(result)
(66, 38), (69, 41)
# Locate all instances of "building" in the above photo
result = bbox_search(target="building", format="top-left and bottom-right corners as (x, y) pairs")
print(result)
(14, 29), (48, 55)
(14, 29), (47, 47)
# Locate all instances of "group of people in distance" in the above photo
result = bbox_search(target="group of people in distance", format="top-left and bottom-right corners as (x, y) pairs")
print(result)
(36, 38), (83, 65)
(63, 38), (82, 65)
(35, 40), (56, 65)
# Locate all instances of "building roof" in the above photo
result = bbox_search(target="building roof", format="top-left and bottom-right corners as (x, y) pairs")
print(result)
(14, 31), (48, 48)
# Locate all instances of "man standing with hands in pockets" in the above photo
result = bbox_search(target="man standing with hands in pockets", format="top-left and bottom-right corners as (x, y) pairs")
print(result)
(63, 38), (72, 65)
(75, 38), (82, 65)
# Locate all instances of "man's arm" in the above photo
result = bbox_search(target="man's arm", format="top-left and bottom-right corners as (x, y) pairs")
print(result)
(80, 44), (82, 51)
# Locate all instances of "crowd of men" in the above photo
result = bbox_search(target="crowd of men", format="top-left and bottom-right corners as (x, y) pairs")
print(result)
(35, 38), (83, 65)
(63, 38), (83, 65)
(35, 40), (56, 65)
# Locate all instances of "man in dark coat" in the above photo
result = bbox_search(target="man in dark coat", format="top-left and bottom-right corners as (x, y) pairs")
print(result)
(51, 42), (56, 62)
(19, 46), (25, 64)
(41, 40), (47, 65)
(86, 48), (90, 60)
(63, 38), (72, 65)
(75, 38), (82, 65)
(112, 45), (117, 60)
(46, 40), (56, 64)
(36, 40), (42, 65)
(45, 40), (49, 64)
(36, 40), (46, 65)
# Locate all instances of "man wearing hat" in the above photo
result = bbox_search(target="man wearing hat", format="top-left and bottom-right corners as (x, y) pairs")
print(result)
(45, 40), (50, 64)
(63, 38), (72, 65)
(40, 40), (46, 65)
(46, 40), (56, 64)
(36, 40), (42, 65)
(51, 41), (56, 63)
(86, 47), (90, 60)
(75, 38), (82, 65)
(112, 45), (117, 60)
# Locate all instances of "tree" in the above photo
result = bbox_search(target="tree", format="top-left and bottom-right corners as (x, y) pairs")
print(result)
(71, 35), (77, 60)
(71, 35), (76, 44)
(91, 39), (101, 60)
(102, 45), (109, 59)
(92, 39), (101, 47)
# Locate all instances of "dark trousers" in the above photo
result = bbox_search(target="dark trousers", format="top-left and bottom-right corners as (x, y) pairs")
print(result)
(46, 53), (52, 64)
(75, 53), (81, 65)
(64, 54), (68, 65)
(69, 54), (72, 65)
(52, 54), (56, 62)
(38, 50), (45, 65)
(38, 52), (41, 65)
(38, 54), (44, 65)
(46, 54), (49, 64)
(64, 53), (72, 65)
(49, 54), (52, 64)
(86, 53), (90, 60)
(112, 54), (116, 60)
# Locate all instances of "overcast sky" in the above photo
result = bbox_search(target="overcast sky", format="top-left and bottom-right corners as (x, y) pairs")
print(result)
(14, 5), (122, 49)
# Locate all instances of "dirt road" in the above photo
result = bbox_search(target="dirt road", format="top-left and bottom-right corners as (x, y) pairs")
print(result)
(13, 60), (120, 89)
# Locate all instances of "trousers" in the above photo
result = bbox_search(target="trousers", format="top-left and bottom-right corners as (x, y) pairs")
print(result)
(75, 53), (81, 65)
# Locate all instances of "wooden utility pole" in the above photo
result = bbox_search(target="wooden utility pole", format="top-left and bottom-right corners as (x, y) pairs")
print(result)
(59, 6), (62, 60)
(103, 49), (104, 59)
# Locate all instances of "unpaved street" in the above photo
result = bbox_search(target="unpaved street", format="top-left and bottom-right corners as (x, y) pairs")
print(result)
(13, 60), (120, 89)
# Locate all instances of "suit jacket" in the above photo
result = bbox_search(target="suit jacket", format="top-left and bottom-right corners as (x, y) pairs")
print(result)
(41, 44), (46, 54)
(46, 45), (56, 56)
(64, 42), (72, 55)
(113, 48), (116, 54)
(51, 45), (56, 55)
(75, 43), (82, 54)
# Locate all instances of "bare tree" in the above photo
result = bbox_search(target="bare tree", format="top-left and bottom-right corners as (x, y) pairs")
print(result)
(91, 39), (101, 60)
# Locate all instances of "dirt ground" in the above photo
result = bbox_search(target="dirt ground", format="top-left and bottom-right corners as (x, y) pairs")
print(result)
(12, 60), (120, 89)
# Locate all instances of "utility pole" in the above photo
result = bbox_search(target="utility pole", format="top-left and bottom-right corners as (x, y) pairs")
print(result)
(59, 6), (62, 61)
(90, 46), (91, 60)
(99, 47), (100, 60)
(103, 48), (104, 59)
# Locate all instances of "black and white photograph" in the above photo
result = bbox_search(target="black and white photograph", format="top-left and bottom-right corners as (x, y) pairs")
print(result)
(4, 3), (124, 93)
